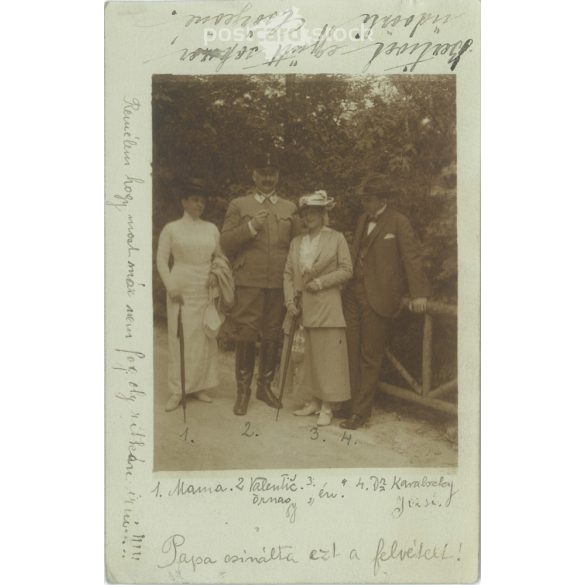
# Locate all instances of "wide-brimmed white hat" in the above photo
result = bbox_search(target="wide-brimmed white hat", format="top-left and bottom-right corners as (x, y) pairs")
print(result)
(298, 190), (335, 210)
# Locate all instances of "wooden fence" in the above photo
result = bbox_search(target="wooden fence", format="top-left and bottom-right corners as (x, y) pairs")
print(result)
(379, 300), (458, 415)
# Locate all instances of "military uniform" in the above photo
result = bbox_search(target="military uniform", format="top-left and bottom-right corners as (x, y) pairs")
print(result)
(221, 193), (298, 338)
(220, 155), (301, 415)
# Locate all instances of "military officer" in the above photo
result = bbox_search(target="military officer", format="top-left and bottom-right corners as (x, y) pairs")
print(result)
(220, 151), (301, 415)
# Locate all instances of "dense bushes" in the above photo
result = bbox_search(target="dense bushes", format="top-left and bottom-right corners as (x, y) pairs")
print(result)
(152, 74), (457, 386)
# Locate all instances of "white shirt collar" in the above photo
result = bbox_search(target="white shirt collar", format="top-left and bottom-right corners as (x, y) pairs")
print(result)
(255, 192), (278, 204)
(366, 205), (386, 235)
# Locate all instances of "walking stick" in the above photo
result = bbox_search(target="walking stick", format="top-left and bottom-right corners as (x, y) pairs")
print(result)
(276, 299), (301, 422)
(177, 305), (187, 424)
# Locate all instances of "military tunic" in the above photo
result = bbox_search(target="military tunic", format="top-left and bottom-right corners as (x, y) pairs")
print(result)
(220, 193), (300, 341)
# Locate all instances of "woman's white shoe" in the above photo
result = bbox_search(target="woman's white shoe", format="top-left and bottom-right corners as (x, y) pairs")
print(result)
(195, 391), (213, 403)
(294, 399), (320, 416)
(317, 409), (332, 426)
(317, 401), (332, 426)
(165, 394), (182, 412)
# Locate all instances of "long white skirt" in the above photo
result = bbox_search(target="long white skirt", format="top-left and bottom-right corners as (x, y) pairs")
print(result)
(166, 263), (218, 396)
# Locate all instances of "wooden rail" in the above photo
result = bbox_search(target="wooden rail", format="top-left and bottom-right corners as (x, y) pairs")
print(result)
(379, 299), (458, 415)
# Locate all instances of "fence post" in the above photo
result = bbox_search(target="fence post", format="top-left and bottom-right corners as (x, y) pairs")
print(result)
(422, 313), (433, 396)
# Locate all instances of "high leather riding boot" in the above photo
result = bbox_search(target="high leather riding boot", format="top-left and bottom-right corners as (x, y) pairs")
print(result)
(256, 339), (283, 409)
(233, 341), (255, 416)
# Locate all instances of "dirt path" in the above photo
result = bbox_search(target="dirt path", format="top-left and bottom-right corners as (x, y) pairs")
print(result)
(153, 325), (457, 471)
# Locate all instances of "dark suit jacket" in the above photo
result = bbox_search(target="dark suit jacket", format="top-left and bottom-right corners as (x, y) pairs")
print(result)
(351, 207), (430, 318)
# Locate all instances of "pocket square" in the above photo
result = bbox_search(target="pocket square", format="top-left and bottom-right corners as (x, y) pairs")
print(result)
(383, 233), (396, 240)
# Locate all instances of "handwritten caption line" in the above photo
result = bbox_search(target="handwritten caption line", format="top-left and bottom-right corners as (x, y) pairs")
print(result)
(157, 533), (463, 577)
(139, 6), (474, 73)
(107, 94), (148, 563)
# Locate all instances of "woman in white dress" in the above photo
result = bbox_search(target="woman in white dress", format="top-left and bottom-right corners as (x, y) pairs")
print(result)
(156, 179), (221, 411)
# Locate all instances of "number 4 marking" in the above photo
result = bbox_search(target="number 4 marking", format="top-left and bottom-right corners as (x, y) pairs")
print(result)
(341, 431), (352, 445)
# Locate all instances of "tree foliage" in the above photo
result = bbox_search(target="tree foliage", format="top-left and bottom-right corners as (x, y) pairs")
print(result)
(152, 74), (457, 385)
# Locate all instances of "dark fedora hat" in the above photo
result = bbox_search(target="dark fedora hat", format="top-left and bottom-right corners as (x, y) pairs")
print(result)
(358, 173), (396, 198)
(253, 150), (280, 170)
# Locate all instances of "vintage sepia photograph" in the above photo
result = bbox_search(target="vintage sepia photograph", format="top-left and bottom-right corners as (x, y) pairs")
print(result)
(152, 74), (459, 471)
(106, 2), (479, 582)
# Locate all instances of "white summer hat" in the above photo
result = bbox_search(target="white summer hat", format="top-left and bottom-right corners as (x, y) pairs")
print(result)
(298, 190), (335, 210)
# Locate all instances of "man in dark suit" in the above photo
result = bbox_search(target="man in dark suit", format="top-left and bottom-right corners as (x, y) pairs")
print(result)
(220, 151), (301, 416)
(341, 174), (431, 430)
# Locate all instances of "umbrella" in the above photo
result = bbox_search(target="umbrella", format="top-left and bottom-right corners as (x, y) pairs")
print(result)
(177, 305), (186, 423)
(276, 305), (301, 421)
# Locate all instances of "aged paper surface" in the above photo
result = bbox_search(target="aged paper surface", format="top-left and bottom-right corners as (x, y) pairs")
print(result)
(105, 0), (480, 582)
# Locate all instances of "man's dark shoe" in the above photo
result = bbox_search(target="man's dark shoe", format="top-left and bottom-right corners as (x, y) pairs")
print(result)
(233, 391), (250, 416)
(334, 401), (352, 419)
(340, 414), (368, 430)
(256, 384), (282, 409)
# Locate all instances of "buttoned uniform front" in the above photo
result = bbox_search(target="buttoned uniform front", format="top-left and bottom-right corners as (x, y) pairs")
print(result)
(220, 192), (300, 341)
(221, 192), (297, 288)
(343, 205), (431, 421)
(221, 190), (301, 415)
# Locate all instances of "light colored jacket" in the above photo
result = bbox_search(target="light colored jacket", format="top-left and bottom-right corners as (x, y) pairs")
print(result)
(209, 252), (235, 311)
(283, 227), (353, 329)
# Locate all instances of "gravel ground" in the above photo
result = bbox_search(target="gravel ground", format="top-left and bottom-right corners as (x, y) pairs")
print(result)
(153, 324), (457, 471)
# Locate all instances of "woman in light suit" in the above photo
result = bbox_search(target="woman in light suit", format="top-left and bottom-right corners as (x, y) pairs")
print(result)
(283, 191), (353, 426)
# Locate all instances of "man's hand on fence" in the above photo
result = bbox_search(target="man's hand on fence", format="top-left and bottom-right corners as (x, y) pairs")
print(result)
(409, 297), (428, 314)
